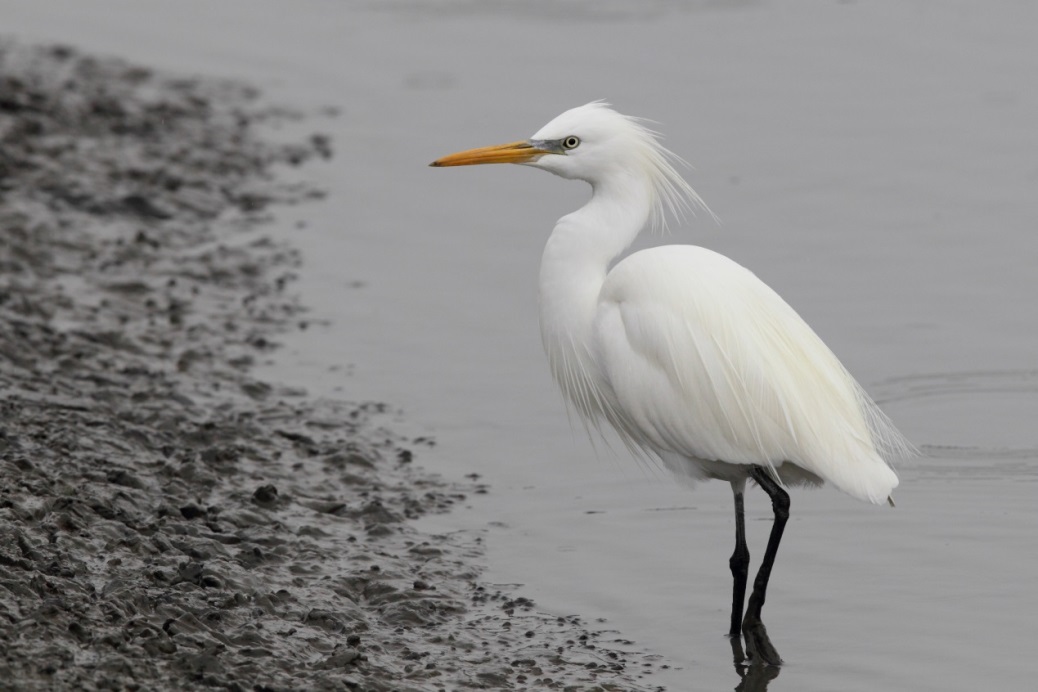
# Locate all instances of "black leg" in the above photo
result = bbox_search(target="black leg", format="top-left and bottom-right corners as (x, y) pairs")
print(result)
(742, 465), (789, 666)
(729, 483), (750, 639)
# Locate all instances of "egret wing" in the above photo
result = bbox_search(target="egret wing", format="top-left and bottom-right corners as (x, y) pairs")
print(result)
(594, 245), (904, 503)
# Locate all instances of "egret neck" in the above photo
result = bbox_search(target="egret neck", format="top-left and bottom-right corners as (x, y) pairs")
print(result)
(538, 170), (652, 417)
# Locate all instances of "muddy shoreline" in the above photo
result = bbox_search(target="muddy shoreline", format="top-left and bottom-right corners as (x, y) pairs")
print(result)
(0, 42), (666, 691)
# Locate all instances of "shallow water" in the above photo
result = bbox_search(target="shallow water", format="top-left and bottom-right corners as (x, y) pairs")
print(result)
(6, 0), (1037, 689)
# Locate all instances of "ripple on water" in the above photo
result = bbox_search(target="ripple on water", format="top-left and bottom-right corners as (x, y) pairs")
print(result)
(871, 370), (1038, 478)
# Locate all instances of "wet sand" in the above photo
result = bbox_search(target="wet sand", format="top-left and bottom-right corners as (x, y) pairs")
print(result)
(0, 42), (665, 691)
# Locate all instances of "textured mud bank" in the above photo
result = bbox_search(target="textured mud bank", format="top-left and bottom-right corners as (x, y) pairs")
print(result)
(0, 42), (667, 691)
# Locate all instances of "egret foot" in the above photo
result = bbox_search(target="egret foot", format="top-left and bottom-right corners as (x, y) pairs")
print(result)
(741, 614), (782, 666)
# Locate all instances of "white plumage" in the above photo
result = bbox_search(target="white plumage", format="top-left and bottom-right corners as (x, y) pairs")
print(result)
(590, 245), (900, 503)
(432, 101), (914, 664)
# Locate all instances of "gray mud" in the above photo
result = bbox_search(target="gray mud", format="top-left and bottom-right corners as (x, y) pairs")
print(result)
(0, 42), (667, 691)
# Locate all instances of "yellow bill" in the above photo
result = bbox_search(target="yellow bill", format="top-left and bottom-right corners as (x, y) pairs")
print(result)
(430, 140), (553, 167)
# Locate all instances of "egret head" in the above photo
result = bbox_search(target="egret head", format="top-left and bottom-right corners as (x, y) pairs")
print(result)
(523, 102), (662, 182)
(431, 101), (712, 229)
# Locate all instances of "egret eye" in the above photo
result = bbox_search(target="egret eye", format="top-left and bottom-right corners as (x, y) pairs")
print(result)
(562, 136), (580, 150)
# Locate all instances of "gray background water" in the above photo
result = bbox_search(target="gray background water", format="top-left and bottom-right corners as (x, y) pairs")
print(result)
(5, 1), (1036, 689)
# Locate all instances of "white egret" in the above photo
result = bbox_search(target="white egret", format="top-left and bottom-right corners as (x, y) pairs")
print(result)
(431, 102), (913, 665)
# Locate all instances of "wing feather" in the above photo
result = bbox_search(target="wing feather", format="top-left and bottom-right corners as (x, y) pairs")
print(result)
(592, 245), (912, 503)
